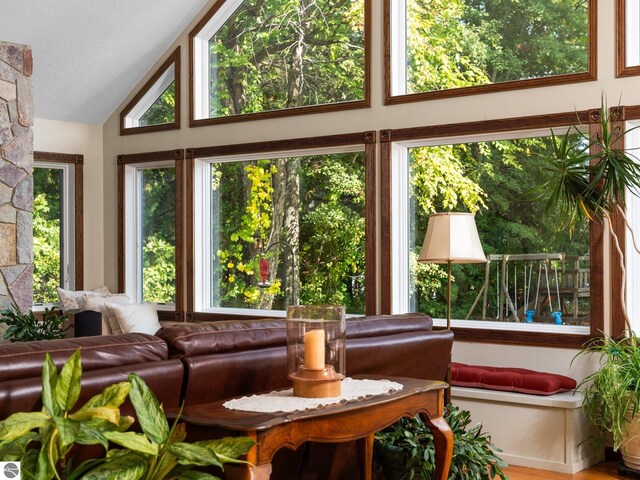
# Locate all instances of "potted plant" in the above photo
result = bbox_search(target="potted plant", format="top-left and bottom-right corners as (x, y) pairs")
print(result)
(539, 99), (640, 469)
(0, 349), (254, 479)
(374, 404), (507, 480)
(0, 302), (70, 342)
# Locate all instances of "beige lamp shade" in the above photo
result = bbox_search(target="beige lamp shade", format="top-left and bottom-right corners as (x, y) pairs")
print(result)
(418, 212), (486, 264)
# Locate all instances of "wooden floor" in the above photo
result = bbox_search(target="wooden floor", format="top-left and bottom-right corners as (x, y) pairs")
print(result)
(503, 461), (627, 479)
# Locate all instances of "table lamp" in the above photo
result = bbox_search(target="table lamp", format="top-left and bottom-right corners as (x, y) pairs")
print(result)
(418, 212), (486, 329)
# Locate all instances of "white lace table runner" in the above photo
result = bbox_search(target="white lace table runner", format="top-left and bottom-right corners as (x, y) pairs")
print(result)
(223, 378), (403, 413)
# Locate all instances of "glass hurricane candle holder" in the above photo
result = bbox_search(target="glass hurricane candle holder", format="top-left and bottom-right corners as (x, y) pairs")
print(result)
(287, 305), (346, 398)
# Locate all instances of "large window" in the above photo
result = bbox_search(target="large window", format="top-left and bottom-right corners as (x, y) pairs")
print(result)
(386, 0), (594, 102)
(385, 121), (599, 342)
(409, 133), (589, 329)
(194, 149), (367, 315)
(121, 161), (177, 305)
(190, 0), (369, 125)
(33, 161), (76, 304)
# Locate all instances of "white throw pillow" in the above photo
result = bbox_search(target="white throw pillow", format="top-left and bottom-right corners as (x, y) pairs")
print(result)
(105, 302), (161, 336)
(56, 286), (111, 314)
(82, 294), (131, 335)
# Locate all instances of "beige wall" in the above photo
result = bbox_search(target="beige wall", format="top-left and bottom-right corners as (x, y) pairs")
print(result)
(33, 118), (104, 291)
(101, 0), (632, 372)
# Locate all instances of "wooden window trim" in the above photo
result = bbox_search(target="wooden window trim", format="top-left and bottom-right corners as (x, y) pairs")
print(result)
(617, 0), (640, 77)
(188, 0), (371, 128)
(384, 0), (597, 105)
(33, 151), (84, 290)
(117, 149), (185, 321)
(187, 131), (377, 322)
(119, 47), (181, 136)
(380, 110), (608, 348)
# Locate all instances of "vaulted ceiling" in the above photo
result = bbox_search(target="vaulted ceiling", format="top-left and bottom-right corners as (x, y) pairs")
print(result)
(0, 0), (209, 124)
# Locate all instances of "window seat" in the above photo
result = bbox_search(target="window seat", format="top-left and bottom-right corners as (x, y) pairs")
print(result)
(451, 385), (603, 473)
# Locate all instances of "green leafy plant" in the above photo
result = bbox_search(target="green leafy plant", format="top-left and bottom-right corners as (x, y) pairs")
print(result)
(1, 303), (69, 342)
(0, 349), (133, 479)
(575, 334), (640, 452)
(0, 349), (255, 480)
(84, 373), (254, 479)
(538, 98), (640, 334)
(374, 404), (508, 480)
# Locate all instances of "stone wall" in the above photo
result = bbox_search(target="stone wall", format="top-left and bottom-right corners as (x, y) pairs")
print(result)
(0, 41), (33, 313)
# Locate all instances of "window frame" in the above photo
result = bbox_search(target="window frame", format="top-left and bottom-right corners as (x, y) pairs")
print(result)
(185, 132), (377, 321)
(32, 151), (84, 305)
(188, 0), (371, 127)
(119, 47), (181, 136)
(380, 111), (610, 347)
(117, 149), (185, 321)
(383, 0), (598, 105)
(617, 0), (640, 77)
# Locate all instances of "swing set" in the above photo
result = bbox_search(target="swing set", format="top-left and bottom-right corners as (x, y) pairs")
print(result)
(465, 253), (590, 324)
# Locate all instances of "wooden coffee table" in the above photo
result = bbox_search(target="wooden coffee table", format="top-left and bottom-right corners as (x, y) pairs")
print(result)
(169, 375), (453, 480)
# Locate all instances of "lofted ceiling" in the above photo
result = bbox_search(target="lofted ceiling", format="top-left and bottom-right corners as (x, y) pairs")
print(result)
(0, 0), (209, 124)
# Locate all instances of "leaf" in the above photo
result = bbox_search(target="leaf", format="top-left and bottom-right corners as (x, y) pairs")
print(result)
(196, 437), (255, 464)
(41, 353), (59, 417)
(78, 382), (131, 410)
(74, 423), (109, 449)
(0, 412), (50, 441)
(37, 425), (58, 480)
(53, 417), (79, 449)
(104, 431), (159, 456)
(171, 470), (221, 480)
(54, 349), (82, 412)
(69, 406), (120, 425)
(127, 373), (169, 445)
(80, 451), (148, 480)
(168, 442), (223, 468)
(0, 432), (38, 461)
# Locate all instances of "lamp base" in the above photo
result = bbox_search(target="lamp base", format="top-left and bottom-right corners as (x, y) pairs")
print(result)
(289, 365), (344, 398)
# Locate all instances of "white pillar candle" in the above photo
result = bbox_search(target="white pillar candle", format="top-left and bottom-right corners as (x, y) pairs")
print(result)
(304, 329), (325, 370)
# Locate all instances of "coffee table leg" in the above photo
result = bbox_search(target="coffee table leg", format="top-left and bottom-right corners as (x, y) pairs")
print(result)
(422, 414), (453, 480)
(356, 433), (374, 480)
(225, 463), (272, 480)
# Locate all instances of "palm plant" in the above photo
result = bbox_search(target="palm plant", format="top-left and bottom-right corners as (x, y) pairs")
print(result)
(539, 99), (640, 334)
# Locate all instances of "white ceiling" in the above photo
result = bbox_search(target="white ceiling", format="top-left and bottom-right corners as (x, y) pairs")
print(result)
(0, 0), (209, 124)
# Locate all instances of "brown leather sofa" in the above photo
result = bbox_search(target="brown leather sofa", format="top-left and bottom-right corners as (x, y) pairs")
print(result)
(156, 313), (453, 406)
(0, 333), (184, 418)
(0, 312), (452, 479)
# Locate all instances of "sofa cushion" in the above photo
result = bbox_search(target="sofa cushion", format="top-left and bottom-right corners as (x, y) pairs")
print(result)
(0, 333), (169, 382)
(157, 313), (434, 358)
(450, 362), (577, 395)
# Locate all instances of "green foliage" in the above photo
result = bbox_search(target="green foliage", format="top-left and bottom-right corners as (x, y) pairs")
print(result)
(209, 0), (365, 117)
(575, 335), (640, 451)
(33, 167), (63, 304)
(375, 404), (508, 480)
(1, 303), (69, 342)
(139, 82), (175, 127)
(139, 168), (176, 304)
(406, 0), (589, 94)
(211, 153), (366, 313)
(410, 134), (590, 320)
(0, 351), (255, 480)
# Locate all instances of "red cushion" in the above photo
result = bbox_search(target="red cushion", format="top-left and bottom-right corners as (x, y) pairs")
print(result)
(450, 362), (577, 395)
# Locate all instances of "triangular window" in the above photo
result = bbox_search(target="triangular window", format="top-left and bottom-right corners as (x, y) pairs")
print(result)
(120, 47), (180, 135)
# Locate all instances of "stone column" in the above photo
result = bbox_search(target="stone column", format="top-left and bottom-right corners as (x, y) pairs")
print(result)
(0, 41), (33, 313)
